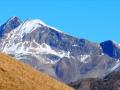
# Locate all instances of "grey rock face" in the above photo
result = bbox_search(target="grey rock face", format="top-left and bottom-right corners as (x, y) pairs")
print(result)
(100, 40), (120, 59)
(55, 55), (117, 83)
(22, 26), (102, 56)
(69, 72), (120, 90)
(0, 16), (21, 38)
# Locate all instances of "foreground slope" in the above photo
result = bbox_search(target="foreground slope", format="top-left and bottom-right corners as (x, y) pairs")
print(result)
(0, 53), (73, 90)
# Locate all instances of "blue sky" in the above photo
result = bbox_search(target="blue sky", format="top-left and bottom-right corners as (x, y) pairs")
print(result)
(0, 0), (120, 43)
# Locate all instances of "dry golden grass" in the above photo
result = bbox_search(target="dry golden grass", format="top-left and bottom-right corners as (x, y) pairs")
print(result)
(0, 53), (73, 90)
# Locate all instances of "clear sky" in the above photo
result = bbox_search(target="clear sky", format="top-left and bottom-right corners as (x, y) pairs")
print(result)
(0, 0), (120, 43)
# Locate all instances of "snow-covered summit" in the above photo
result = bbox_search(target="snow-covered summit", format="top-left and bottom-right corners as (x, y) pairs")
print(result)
(0, 18), (68, 64)
(14, 19), (46, 34)
(13, 19), (63, 35)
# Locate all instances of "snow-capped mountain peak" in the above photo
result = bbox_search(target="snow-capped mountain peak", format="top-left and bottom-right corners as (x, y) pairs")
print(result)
(13, 19), (63, 35)
(14, 19), (46, 34)
(0, 18), (69, 64)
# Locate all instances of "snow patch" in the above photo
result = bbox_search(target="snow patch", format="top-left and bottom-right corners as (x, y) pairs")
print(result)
(101, 53), (104, 55)
(110, 60), (120, 72)
(72, 44), (78, 47)
(80, 55), (91, 63)
(2, 38), (70, 64)
(47, 25), (63, 33)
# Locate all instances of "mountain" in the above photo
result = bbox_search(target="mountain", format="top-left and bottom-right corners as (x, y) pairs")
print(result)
(100, 40), (120, 59)
(0, 16), (21, 38)
(69, 71), (120, 90)
(0, 53), (73, 90)
(0, 17), (120, 83)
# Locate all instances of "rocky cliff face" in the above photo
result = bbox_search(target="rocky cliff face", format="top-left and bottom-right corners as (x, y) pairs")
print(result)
(100, 40), (120, 59)
(0, 17), (21, 38)
(69, 72), (120, 90)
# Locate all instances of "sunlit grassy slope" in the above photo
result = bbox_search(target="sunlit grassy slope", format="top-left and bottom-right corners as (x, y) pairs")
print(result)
(0, 53), (73, 90)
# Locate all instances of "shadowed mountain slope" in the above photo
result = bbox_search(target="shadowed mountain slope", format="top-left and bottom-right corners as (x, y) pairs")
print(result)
(69, 72), (120, 90)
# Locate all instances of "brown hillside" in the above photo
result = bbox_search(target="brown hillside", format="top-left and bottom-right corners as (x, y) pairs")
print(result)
(0, 53), (73, 90)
